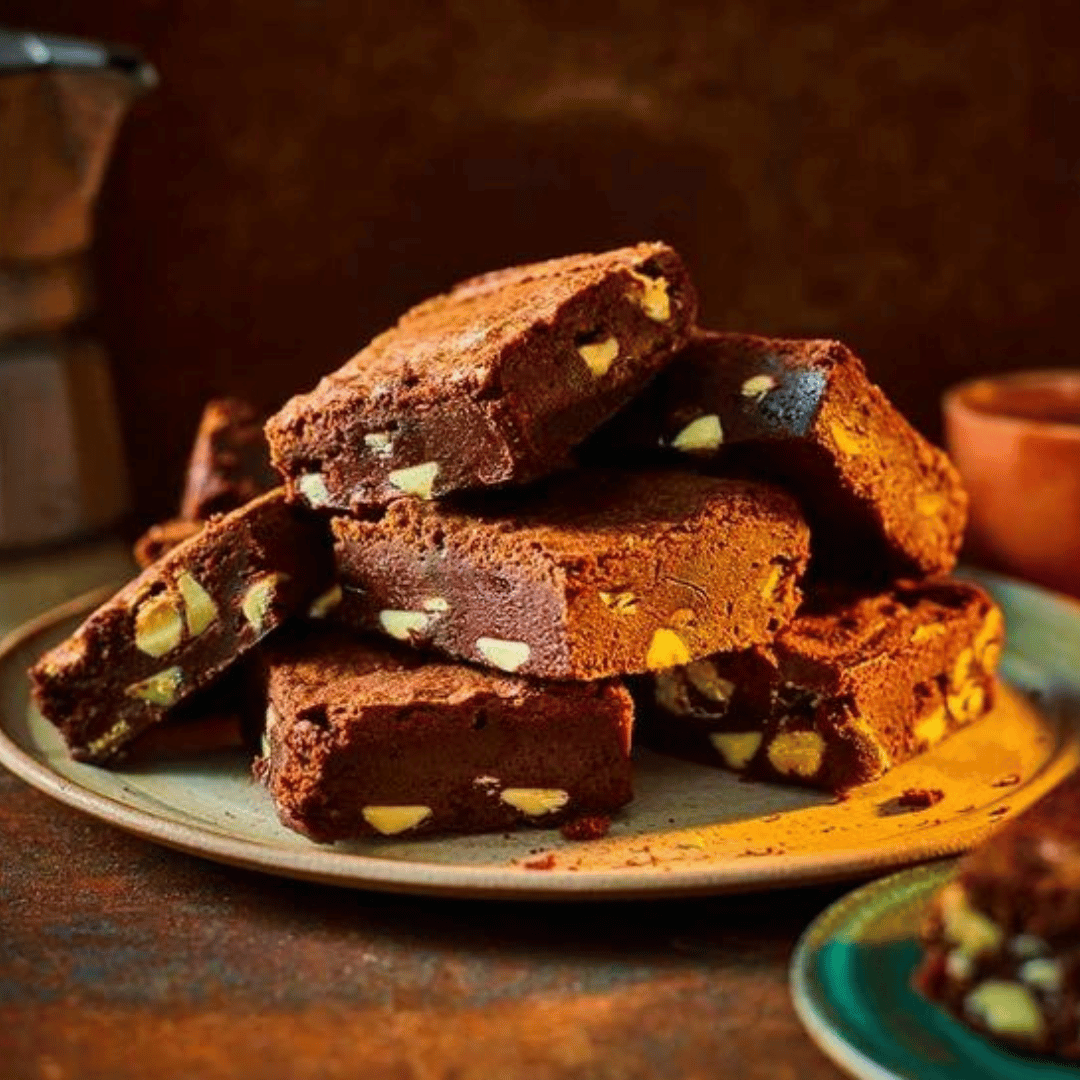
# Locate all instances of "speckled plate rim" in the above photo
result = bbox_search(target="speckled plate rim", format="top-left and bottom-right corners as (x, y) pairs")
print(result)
(790, 862), (1079, 1080)
(0, 570), (1078, 900)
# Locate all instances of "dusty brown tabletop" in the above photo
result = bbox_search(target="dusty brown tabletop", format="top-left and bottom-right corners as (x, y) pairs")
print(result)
(0, 539), (851, 1080)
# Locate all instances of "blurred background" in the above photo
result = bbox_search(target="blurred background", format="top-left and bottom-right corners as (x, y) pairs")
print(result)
(4, 0), (1079, 526)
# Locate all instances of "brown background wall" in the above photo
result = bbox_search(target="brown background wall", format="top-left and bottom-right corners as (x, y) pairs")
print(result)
(5, 0), (1080, 523)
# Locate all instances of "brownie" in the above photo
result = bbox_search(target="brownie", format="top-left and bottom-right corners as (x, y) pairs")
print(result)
(330, 469), (810, 681)
(639, 579), (1003, 791)
(133, 518), (202, 568)
(915, 771), (1080, 1058)
(265, 243), (697, 513)
(179, 398), (278, 520)
(588, 332), (967, 579)
(254, 627), (634, 842)
(31, 489), (335, 763)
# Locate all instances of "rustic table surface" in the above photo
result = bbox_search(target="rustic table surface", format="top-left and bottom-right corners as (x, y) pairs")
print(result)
(0, 537), (854, 1080)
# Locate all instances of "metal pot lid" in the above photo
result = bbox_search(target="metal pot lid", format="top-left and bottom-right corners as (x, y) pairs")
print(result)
(0, 26), (156, 90)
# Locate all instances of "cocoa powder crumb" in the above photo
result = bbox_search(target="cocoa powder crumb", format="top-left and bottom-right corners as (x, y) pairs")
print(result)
(559, 814), (612, 841)
(898, 787), (945, 809)
(523, 853), (556, 870)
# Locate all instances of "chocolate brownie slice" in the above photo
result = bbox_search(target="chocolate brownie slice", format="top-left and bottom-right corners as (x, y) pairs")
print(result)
(331, 469), (810, 681)
(640, 579), (1002, 791)
(31, 490), (334, 763)
(254, 628), (634, 842)
(915, 771), (1080, 1058)
(134, 398), (277, 567)
(588, 332), (967, 579)
(266, 243), (697, 513)
(180, 397), (278, 520)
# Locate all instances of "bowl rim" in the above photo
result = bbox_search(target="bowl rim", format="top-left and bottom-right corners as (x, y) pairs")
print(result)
(943, 368), (1080, 441)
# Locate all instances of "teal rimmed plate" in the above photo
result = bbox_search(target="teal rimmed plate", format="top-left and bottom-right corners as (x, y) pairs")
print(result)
(791, 862), (1078, 1079)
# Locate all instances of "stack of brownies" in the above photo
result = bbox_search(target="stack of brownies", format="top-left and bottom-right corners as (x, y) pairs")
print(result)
(29, 242), (1004, 842)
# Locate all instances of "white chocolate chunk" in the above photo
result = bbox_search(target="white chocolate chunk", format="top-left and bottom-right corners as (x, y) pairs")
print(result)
(915, 706), (949, 747)
(476, 637), (530, 672)
(766, 730), (826, 778)
(85, 719), (133, 758)
(939, 883), (1004, 956)
(685, 660), (735, 704)
(709, 731), (763, 771)
(388, 461), (439, 499)
(599, 590), (638, 614)
(500, 788), (570, 816)
(364, 431), (394, 456)
(297, 472), (332, 509)
(1020, 958), (1063, 993)
(741, 374), (778, 400)
(241, 572), (290, 635)
(628, 270), (671, 321)
(308, 584), (343, 619)
(473, 775), (501, 792)
(964, 980), (1046, 1039)
(577, 335), (620, 377)
(177, 572), (217, 637)
(361, 805), (433, 836)
(422, 596), (450, 612)
(646, 628), (691, 670)
(125, 666), (184, 707)
(378, 609), (432, 641)
(671, 414), (723, 453)
(1010, 934), (1051, 960)
(945, 950), (975, 982)
(654, 670), (693, 716)
(134, 593), (184, 658)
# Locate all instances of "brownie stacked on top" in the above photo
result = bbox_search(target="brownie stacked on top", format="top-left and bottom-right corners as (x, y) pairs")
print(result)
(30, 240), (999, 844)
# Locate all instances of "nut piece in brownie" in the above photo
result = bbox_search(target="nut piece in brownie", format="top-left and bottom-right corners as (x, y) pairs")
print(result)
(331, 469), (810, 681)
(180, 397), (278, 520)
(589, 332), (967, 579)
(639, 579), (1003, 791)
(254, 628), (634, 842)
(31, 489), (334, 763)
(266, 243), (697, 513)
(915, 771), (1080, 1058)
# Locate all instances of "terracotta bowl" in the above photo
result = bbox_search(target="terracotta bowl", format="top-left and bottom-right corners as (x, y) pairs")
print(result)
(943, 370), (1080, 598)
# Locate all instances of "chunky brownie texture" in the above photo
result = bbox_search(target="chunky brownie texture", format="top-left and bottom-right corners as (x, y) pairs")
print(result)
(31, 490), (335, 763)
(254, 627), (634, 842)
(330, 469), (810, 681)
(587, 332), (967, 579)
(266, 243), (697, 513)
(915, 771), (1080, 1058)
(134, 518), (203, 568)
(639, 579), (1002, 791)
(180, 398), (278, 520)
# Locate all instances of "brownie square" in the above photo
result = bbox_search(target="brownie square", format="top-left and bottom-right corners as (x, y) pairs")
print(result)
(915, 771), (1080, 1059)
(639, 578), (1003, 791)
(588, 331), (968, 579)
(266, 243), (697, 512)
(180, 397), (278, 520)
(331, 469), (810, 680)
(254, 628), (634, 842)
(31, 489), (335, 762)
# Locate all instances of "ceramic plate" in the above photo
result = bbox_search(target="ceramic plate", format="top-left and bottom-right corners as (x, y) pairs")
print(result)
(1, 570), (1078, 900)
(791, 862), (1076, 1079)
